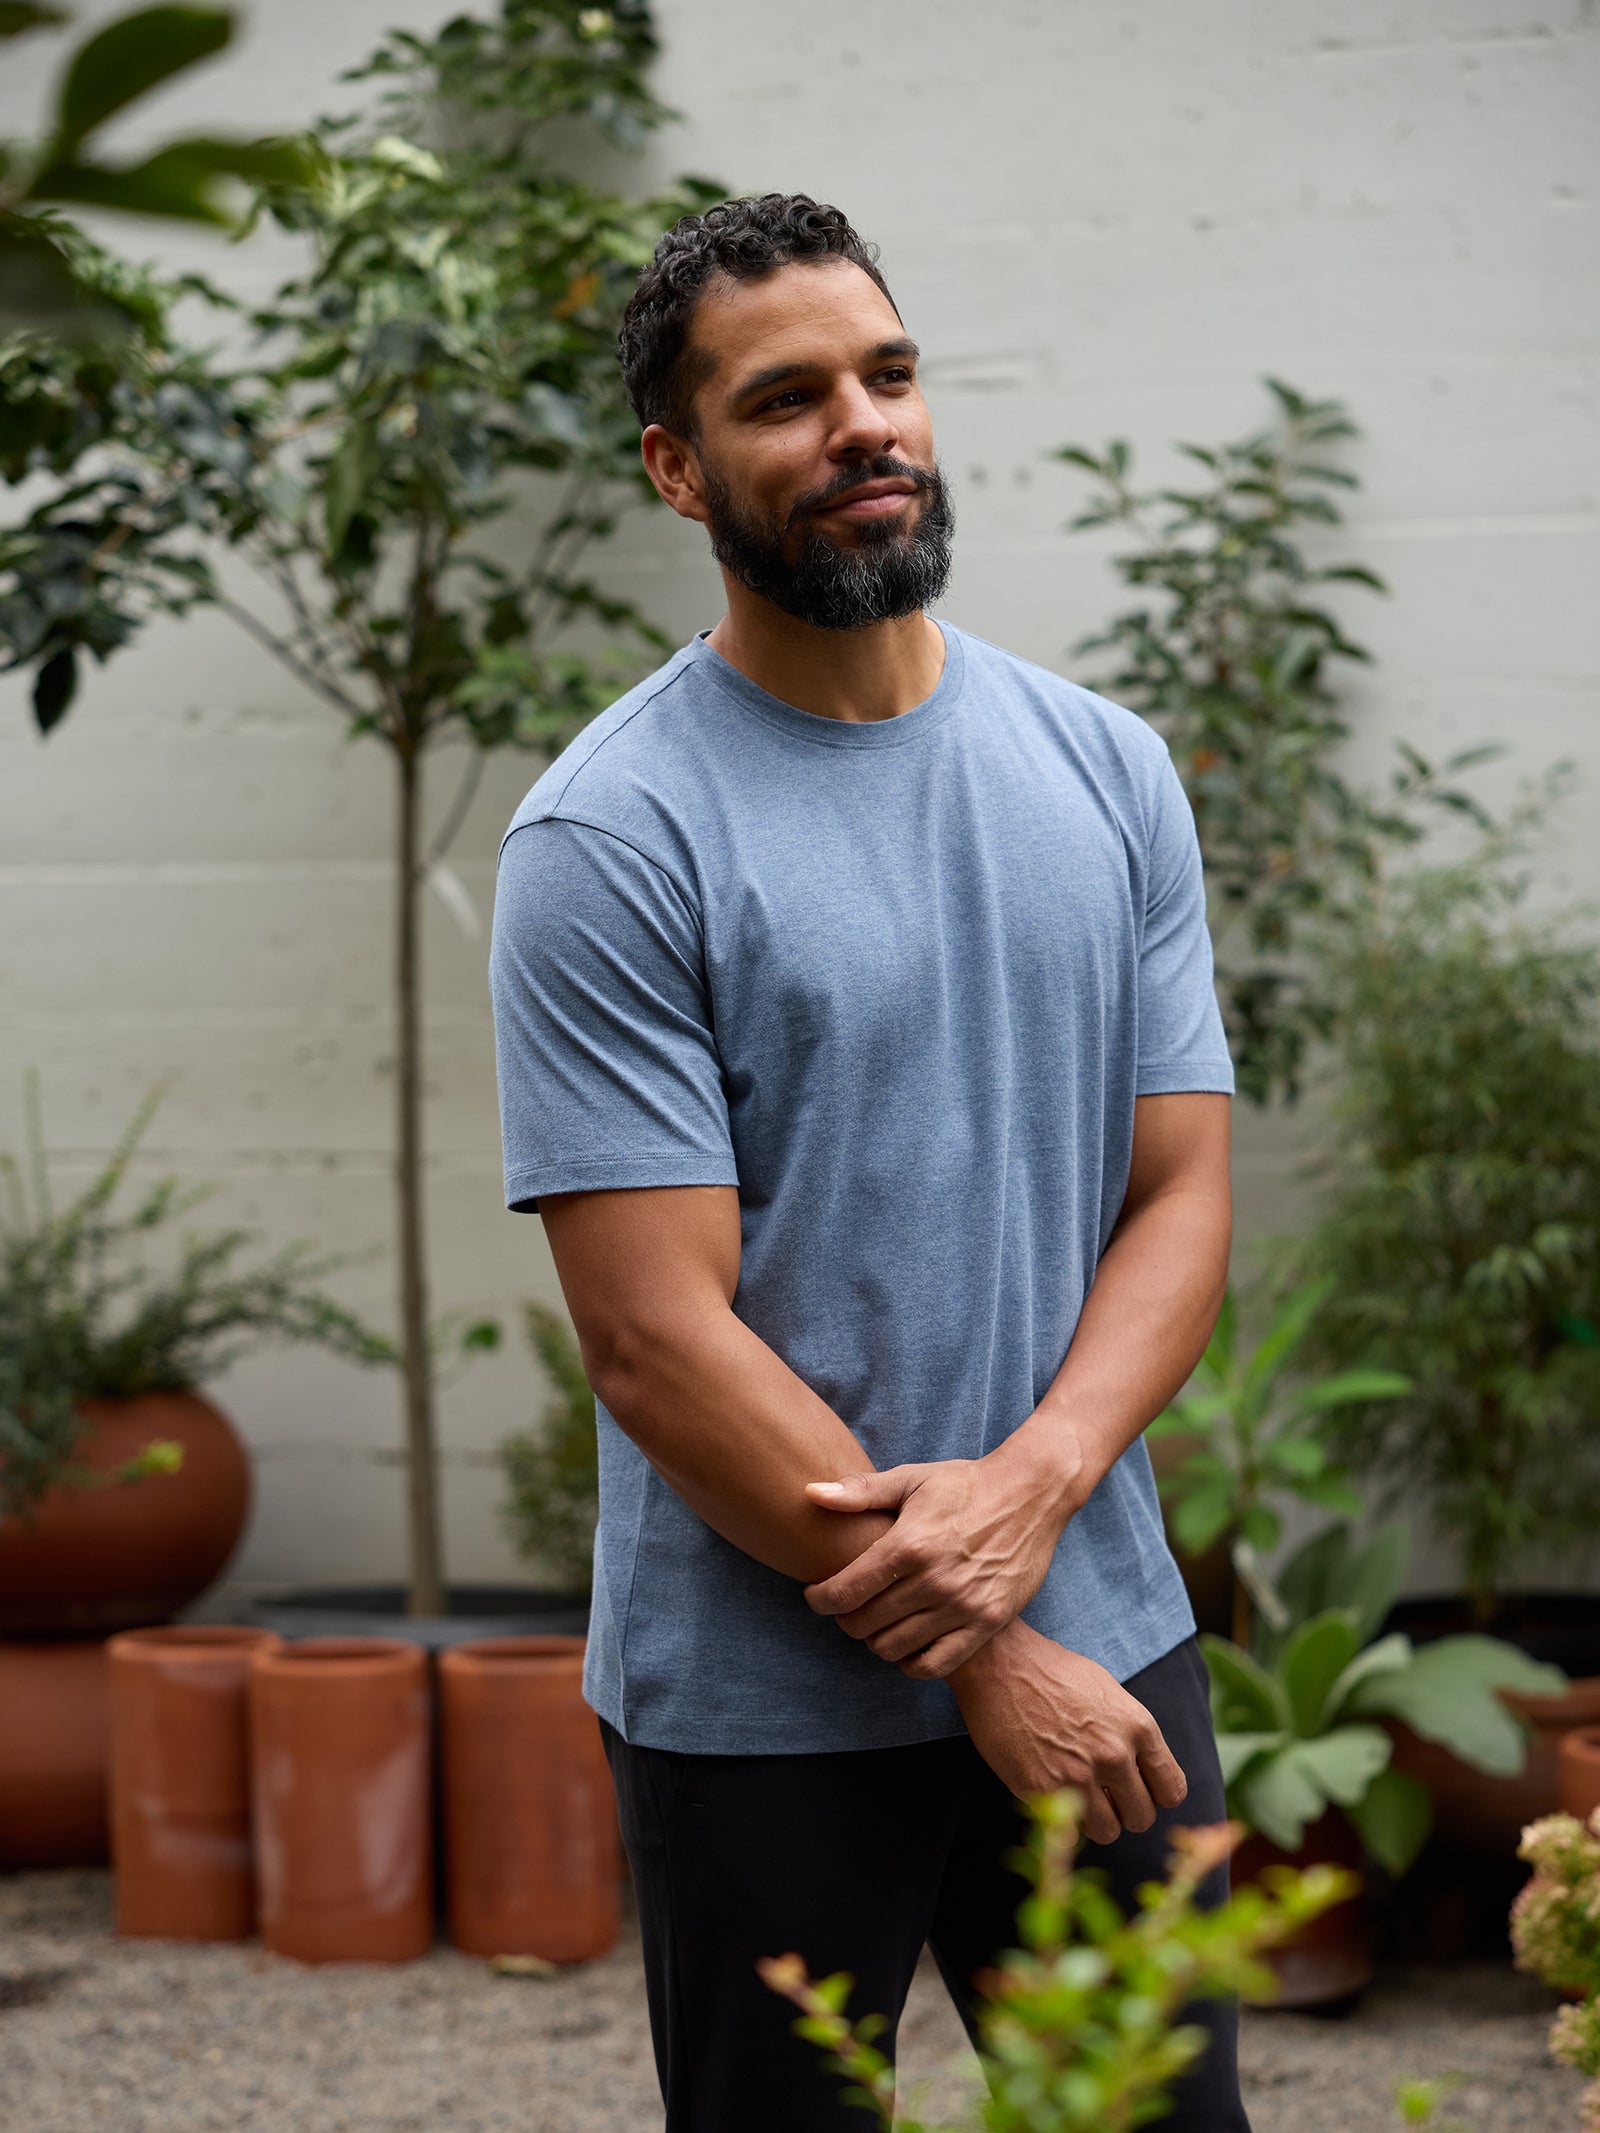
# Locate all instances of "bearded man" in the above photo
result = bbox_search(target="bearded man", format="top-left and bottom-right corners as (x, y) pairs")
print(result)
(489, 193), (1244, 2133)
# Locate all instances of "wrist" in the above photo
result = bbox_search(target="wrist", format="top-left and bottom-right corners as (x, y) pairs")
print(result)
(987, 1411), (1089, 1530)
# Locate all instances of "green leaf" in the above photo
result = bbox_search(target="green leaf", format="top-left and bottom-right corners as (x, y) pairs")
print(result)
(1237, 1744), (1324, 1850)
(1293, 1724), (1392, 1806)
(1290, 1369), (1412, 1415)
(1172, 1478), (1236, 1555)
(1280, 1609), (1361, 1735)
(1215, 1728), (1288, 1788)
(0, 3), (69, 38)
(323, 417), (381, 559)
(1201, 1635), (1287, 1731)
(1346, 1766), (1432, 1876)
(1322, 1631), (1414, 1725)
(32, 644), (76, 733)
(54, 6), (233, 157)
(1346, 1636), (1565, 1776)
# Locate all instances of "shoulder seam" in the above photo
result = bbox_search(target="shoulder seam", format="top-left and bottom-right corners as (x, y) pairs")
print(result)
(546, 656), (695, 814)
(502, 813), (702, 917)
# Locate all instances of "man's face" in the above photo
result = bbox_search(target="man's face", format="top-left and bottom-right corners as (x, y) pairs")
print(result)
(668, 259), (953, 630)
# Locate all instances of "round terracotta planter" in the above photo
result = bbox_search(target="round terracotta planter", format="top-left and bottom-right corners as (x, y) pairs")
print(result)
(250, 1637), (433, 1965)
(0, 1390), (251, 1636)
(0, 1637), (110, 1867)
(1233, 1811), (1371, 2008)
(108, 1625), (281, 1941)
(439, 1635), (619, 1963)
(1559, 1727), (1600, 1827)
(1386, 1676), (1600, 1857)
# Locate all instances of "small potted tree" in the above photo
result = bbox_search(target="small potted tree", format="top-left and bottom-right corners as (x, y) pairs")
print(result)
(2, 0), (719, 1621)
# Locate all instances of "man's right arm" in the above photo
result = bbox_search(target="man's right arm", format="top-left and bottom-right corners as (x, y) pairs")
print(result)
(540, 1181), (1184, 1842)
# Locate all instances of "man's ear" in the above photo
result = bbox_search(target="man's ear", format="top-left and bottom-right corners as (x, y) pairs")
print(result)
(641, 424), (710, 525)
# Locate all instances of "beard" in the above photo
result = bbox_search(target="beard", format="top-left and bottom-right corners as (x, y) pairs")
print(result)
(702, 451), (954, 631)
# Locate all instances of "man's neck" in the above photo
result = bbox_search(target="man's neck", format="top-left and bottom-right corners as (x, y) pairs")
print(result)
(705, 580), (945, 724)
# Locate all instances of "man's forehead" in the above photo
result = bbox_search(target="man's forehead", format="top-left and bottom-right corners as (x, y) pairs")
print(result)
(689, 258), (905, 386)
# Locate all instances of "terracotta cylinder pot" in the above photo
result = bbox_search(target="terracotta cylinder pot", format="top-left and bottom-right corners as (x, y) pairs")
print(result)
(439, 1636), (619, 1963)
(0, 1390), (251, 1636)
(0, 1637), (110, 1866)
(1233, 1811), (1371, 2009)
(1386, 1677), (1600, 1856)
(1559, 1727), (1600, 1827)
(250, 1637), (433, 1965)
(108, 1626), (281, 1941)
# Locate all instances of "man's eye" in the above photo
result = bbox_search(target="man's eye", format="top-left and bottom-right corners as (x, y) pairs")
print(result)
(876, 367), (913, 386)
(759, 389), (808, 413)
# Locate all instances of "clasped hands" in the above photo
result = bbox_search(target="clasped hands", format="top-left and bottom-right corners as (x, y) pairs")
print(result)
(802, 1442), (1187, 1843)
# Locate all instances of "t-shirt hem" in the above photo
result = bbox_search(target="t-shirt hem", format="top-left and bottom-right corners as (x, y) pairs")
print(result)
(505, 1155), (740, 1210)
(1134, 1059), (1236, 1097)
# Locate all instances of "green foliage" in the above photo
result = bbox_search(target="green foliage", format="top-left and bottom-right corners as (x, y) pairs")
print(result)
(497, 1302), (598, 1591)
(1056, 380), (1492, 1105)
(1148, 1279), (1405, 1638)
(1297, 842), (1600, 1612)
(1203, 1521), (1563, 1869)
(762, 1791), (1351, 2132)
(0, 1079), (392, 1518)
(1511, 1810), (1600, 2125)
(0, 5), (312, 335)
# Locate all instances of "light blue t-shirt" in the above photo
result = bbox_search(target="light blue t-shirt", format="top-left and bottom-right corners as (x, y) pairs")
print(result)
(489, 621), (1233, 1755)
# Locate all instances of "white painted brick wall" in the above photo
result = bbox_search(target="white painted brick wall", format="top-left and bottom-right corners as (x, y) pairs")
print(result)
(3, 0), (1596, 1599)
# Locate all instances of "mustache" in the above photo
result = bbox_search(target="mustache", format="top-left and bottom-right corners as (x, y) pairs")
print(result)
(786, 455), (939, 531)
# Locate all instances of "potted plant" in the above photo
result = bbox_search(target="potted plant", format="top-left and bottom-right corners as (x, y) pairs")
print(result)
(1, 0), (720, 1619)
(1148, 1277), (1409, 1642)
(0, 1079), (388, 1634)
(1298, 838), (1600, 1842)
(1203, 1519), (1564, 2004)
(762, 1788), (1349, 2132)
(0, 1080), (385, 1866)
(1510, 1810), (1600, 2125)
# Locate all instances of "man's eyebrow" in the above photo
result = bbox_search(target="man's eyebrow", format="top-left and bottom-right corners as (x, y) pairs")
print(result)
(731, 338), (922, 404)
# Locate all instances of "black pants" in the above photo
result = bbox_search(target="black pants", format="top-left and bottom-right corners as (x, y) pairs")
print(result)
(602, 1636), (1249, 2133)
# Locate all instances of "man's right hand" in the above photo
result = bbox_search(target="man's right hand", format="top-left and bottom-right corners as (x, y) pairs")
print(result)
(950, 1617), (1188, 1845)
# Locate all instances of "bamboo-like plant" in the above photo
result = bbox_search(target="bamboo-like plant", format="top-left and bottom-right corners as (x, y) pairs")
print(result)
(1, 1), (720, 1611)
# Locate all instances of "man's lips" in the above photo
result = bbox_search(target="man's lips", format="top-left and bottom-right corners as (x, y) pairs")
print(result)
(812, 479), (919, 519)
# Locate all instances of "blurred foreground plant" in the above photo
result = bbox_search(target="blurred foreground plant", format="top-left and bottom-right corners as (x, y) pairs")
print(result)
(761, 1790), (1349, 2132)
(0, 1078), (391, 1518)
(1511, 1810), (1600, 2128)
(1056, 379), (1492, 1105)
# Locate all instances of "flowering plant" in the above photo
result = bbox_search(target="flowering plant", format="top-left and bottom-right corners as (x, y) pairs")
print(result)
(1510, 1810), (1600, 2128)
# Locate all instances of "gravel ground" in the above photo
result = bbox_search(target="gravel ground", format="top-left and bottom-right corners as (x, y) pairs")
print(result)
(0, 1869), (1585, 2132)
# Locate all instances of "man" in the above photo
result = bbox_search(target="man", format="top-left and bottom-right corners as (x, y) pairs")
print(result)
(489, 194), (1242, 2132)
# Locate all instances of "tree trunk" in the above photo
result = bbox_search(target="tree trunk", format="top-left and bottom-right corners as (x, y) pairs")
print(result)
(395, 741), (443, 1616)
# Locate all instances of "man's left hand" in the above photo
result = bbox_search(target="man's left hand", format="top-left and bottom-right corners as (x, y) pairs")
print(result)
(802, 1442), (1081, 1679)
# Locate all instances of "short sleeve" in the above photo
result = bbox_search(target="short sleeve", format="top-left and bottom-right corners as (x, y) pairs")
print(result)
(489, 817), (739, 1211)
(1135, 757), (1236, 1096)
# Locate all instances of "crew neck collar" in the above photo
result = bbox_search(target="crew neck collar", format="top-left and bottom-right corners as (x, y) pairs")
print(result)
(684, 619), (965, 749)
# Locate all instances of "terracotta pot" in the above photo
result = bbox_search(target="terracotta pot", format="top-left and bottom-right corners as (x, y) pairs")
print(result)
(1386, 1677), (1600, 1856)
(0, 1390), (251, 1636)
(1233, 1811), (1371, 2008)
(0, 1637), (110, 1866)
(439, 1636), (618, 1963)
(250, 1637), (433, 1964)
(1559, 1727), (1600, 1827)
(108, 1626), (281, 1941)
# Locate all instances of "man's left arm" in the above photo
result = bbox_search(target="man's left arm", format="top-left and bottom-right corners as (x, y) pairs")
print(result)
(804, 1089), (1231, 1678)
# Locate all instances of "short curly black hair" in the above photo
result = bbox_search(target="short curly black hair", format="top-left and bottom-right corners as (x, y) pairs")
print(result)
(617, 193), (899, 437)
